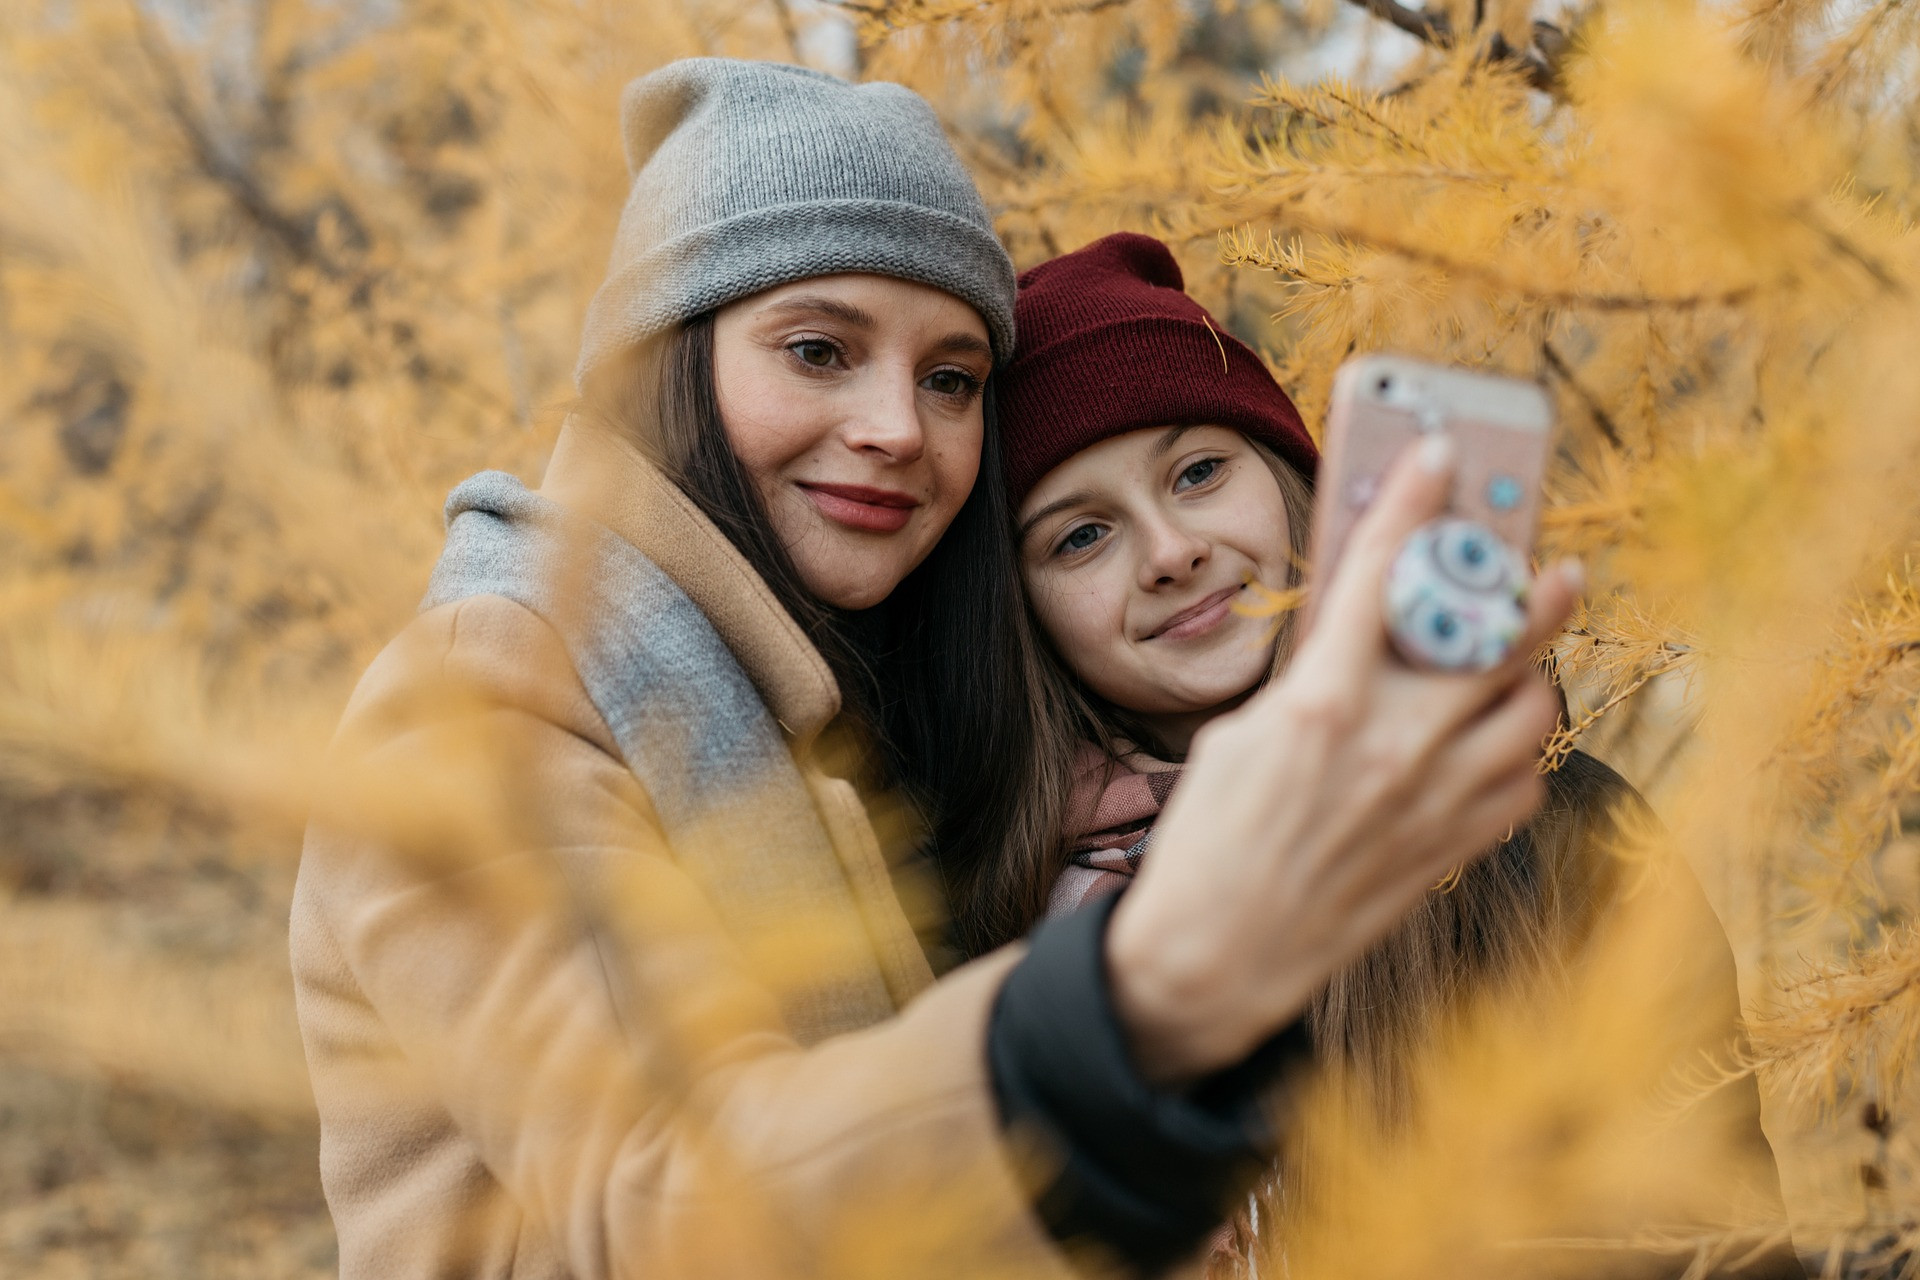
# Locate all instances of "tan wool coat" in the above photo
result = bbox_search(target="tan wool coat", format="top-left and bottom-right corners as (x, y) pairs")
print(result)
(290, 421), (1074, 1280)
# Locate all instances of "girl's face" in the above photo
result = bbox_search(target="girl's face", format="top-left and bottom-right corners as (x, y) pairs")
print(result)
(713, 274), (994, 610)
(1018, 425), (1293, 748)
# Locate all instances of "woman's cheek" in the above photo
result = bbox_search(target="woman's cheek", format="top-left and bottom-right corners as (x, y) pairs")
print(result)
(717, 379), (806, 496)
(929, 448), (980, 537)
(929, 418), (983, 519)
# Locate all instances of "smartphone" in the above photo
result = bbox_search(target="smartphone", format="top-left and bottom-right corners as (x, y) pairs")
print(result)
(1307, 354), (1554, 604)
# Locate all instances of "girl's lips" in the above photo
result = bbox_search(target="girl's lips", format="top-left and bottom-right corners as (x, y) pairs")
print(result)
(1147, 586), (1242, 642)
(799, 482), (920, 534)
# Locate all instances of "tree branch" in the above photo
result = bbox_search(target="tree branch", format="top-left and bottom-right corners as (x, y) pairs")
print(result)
(1343, 0), (1563, 95)
(128, 6), (341, 276)
(1794, 203), (1907, 296)
(824, 0), (1131, 32)
(769, 0), (808, 64)
(1350, 0), (1452, 45)
(1230, 222), (1760, 313)
(1541, 338), (1626, 452)
(1539, 647), (1690, 771)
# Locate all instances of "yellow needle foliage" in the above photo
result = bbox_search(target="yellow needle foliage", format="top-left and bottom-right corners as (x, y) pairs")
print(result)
(6, 0), (1920, 1274)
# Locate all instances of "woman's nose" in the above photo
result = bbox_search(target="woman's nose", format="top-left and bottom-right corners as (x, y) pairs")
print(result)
(839, 370), (926, 463)
(1138, 515), (1209, 588)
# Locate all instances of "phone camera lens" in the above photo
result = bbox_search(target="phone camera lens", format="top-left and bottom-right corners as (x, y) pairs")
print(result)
(1375, 375), (1393, 395)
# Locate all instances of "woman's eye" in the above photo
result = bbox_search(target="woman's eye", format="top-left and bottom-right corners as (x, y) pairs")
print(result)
(923, 368), (980, 398)
(1058, 524), (1104, 554)
(791, 340), (838, 368)
(1176, 458), (1221, 490)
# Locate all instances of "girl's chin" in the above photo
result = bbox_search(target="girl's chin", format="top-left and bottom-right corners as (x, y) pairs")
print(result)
(1131, 666), (1272, 722)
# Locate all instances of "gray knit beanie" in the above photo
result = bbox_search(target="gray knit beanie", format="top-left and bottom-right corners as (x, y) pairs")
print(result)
(574, 58), (1016, 384)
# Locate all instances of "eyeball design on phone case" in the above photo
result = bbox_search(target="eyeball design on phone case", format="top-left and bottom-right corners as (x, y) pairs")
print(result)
(1383, 519), (1529, 671)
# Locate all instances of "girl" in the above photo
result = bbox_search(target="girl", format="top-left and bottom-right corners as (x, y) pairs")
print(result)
(292, 63), (1574, 1279)
(996, 232), (1798, 1276)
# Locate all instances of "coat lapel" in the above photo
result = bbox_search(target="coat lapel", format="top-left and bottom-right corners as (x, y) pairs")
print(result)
(539, 421), (934, 1009)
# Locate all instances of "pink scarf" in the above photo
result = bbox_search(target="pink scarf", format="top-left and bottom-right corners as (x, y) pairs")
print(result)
(1047, 744), (1267, 1276)
(1046, 744), (1183, 919)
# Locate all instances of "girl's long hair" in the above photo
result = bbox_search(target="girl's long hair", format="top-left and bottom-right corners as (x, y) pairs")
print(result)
(579, 316), (1080, 961)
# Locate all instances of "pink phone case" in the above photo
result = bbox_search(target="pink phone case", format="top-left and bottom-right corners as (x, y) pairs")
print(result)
(1308, 355), (1554, 605)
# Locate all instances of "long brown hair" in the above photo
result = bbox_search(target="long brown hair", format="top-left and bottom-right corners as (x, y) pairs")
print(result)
(1308, 753), (1624, 1108)
(578, 317), (1081, 961)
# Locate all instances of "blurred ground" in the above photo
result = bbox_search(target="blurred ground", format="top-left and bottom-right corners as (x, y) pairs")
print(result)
(0, 1063), (333, 1279)
(0, 782), (333, 1277)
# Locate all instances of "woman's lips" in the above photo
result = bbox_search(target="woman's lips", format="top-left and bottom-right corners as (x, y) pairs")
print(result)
(1147, 586), (1242, 642)
(799, 482), (921, 534)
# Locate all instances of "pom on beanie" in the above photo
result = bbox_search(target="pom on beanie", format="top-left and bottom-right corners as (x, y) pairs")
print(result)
(997, 233), (1318, 504)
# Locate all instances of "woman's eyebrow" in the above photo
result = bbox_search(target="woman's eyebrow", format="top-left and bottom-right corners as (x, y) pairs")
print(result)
(929, 332), (994, 362)
(757, 302), (989, 363)
(762, 295), (878, 328)
(1019, 493), (1094, 542)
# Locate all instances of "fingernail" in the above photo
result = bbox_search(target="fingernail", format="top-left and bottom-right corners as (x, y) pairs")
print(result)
(1417, 433), (1455, 472)
(1557, 558), (1585, 592)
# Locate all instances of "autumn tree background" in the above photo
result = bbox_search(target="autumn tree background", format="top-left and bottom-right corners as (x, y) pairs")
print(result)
(4, 0), (1920, 1275)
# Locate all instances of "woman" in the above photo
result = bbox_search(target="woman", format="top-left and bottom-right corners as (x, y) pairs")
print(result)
(291, 61), (1572, 1279)
(993, 233), (1800, 1277)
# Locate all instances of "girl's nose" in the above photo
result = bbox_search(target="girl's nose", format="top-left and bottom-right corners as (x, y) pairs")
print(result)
(1138, 514), (1210, 589)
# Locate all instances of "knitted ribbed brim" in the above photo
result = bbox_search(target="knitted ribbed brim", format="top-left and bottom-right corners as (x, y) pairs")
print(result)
(997, 233), (1318, 504)
(575, 59), (1017, 385)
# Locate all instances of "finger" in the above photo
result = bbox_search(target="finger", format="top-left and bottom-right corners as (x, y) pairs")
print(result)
(1304, 434), (1456, 662)
(1448, 674), (1563, 787)
(1454, 766), (1551, 861)
(1381, 673), (1557, 838)
(1348, 766), (1544, 934)
(1400, 757), (1551, 875)
(1498, 557), (1583, 681)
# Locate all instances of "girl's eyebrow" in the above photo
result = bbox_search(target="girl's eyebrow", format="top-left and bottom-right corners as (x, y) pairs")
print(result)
(1020, 426), (1213, 542)
(1019, 492), (1095, 542)
(1148, 424), (1199, 459)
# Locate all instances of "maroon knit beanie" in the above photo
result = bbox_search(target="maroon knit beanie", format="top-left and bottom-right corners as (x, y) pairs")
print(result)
(997, 232), (1318, 505)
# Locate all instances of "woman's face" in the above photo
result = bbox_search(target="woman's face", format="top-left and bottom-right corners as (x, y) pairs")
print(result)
(712, 274), (993, 610)
(1018, 425), (1293, 742)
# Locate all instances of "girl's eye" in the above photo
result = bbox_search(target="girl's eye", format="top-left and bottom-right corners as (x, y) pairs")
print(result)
(791, 339), (839, 368)
(1058, 523), (1104, 554)
(923, 368), (981, 398)
(1175, 458), (1222, 490)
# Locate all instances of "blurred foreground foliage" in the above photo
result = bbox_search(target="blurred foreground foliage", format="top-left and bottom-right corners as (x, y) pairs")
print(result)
(5, 0), (1920, 1274)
